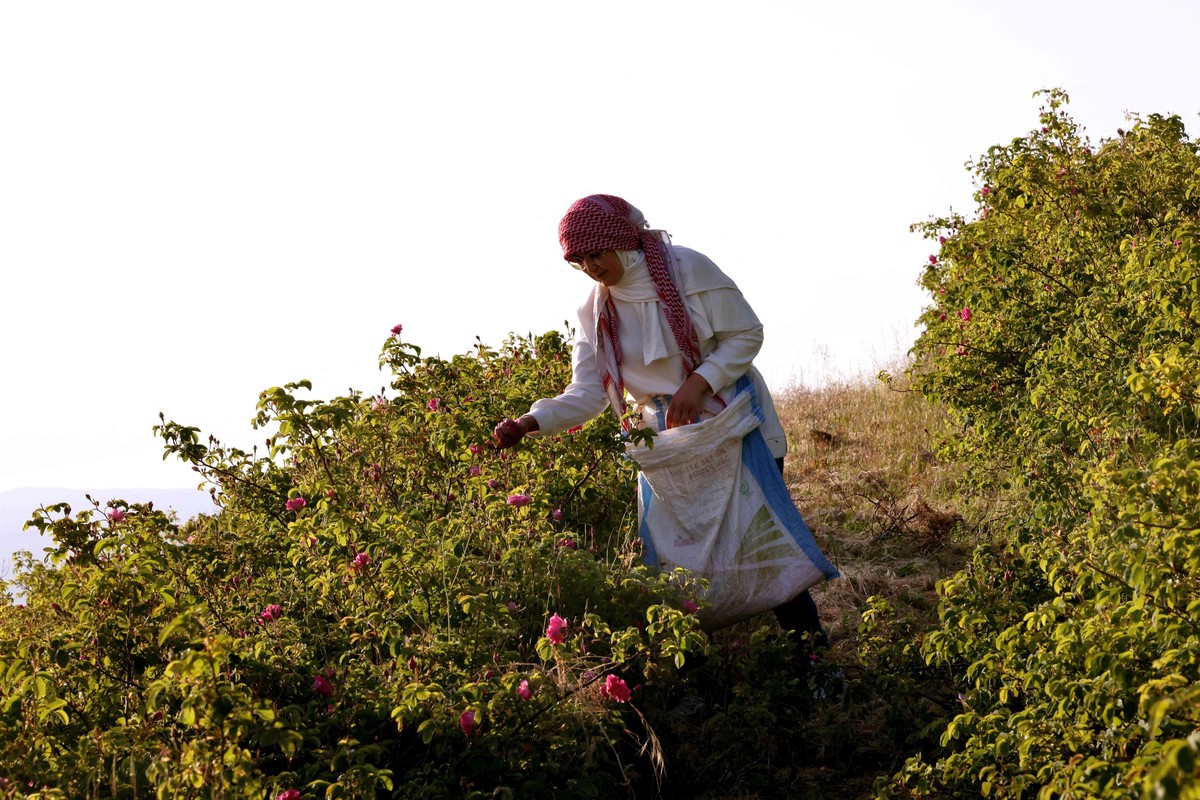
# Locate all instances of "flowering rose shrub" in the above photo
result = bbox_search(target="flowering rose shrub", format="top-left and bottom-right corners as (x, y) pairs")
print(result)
(0, 329), (708, 798)
(883, 90), (1200, 798)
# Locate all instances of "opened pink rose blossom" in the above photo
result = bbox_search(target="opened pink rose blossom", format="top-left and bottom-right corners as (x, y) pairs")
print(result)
(546, 613), (568, 644)
(277, 790), (301, 800)
(517, 679), (532, 700)
(506, 494), (531, 507)
(599, 674), (632, 703)
(106, 508), (126, 523)
(459, 709), (477, 736)
(285, 497), (306, 512)
(390, 324), (403, 336)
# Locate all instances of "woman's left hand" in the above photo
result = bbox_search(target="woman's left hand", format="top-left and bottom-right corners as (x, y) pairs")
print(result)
(666, 373), (712, 429)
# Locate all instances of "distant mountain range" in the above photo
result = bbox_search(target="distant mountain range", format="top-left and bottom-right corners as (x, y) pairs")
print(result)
(1, 487), (218, 584)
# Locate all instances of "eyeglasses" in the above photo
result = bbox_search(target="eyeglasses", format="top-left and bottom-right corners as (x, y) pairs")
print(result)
(567, 251), (604, 271)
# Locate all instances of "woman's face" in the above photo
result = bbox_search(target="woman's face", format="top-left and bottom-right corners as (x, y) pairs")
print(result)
(571, 250), (625, 286)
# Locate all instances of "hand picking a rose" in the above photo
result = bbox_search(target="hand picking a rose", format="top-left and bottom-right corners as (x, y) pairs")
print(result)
(492, 415), (539, 449)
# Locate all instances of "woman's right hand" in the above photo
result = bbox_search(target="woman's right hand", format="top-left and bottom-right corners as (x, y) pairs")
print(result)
(492, 415), (539, 449)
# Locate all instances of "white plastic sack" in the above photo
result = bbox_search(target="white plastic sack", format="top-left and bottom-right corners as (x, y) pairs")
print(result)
(627, 381), (838, 630)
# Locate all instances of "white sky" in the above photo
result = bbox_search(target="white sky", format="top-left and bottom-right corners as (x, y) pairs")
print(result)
(2, 0), (1198, 492)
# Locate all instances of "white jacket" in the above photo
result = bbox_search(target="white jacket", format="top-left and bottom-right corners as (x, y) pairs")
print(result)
(527, 246), (787, 459)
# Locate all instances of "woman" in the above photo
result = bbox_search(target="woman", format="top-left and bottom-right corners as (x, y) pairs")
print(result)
(493, 194), (826, 644)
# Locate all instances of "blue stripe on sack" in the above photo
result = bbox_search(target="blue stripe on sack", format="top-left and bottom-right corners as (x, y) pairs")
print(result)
(637, 473), (659, 566)
(635, 398), (669, 566)
(651, 395), (668, 430)
(736, 375), (840, 580)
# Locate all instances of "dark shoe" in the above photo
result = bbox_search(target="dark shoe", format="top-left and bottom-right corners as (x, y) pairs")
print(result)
(668, 693), (707, 720)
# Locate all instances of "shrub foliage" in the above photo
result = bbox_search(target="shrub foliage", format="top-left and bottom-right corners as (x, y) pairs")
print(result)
(885, 89), (1200, 798)
(0, 330), (708, 798)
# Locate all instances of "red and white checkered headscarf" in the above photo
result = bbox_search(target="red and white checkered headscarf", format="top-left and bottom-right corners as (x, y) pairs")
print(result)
(558, 194), (705, 429)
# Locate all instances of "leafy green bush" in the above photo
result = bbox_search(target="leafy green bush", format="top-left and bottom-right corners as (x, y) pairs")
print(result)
(883, 90), (1200, 798)
(0, 329), (709, 798)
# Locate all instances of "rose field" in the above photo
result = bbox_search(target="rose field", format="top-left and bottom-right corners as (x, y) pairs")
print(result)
(3, 90), (1200, 798)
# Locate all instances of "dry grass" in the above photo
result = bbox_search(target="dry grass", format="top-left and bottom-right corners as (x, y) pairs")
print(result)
(775, 366), (979, 648)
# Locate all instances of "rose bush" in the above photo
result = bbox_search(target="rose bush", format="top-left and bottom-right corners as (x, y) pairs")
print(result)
(0, 329), (708, 798)
(883, 90), (1200, 798)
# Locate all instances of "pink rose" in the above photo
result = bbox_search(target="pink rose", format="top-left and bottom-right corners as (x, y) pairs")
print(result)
(469, 443), (481, 456)
(390, 324), (403, 337)
(459, 709), (477, 736)
(285, 497), (306, 512)
(313, 675), (334, 697)
(507, 494), (531, 507)
(546, 613), (568, 644)
(959, 307), (972, 322)
(106, 508), (126, 523)
(469, 465), (482, 477)
(259, 604), (283, 624)
(938, 236), (947, 245)
(682, 600), (699, 613)
(928, 254), (937, 264)
(351, 552), (371, 571)
(557, 538), (577, 550)
(517, 679), (532, 700)
(277, 791), (302, 800)
(427, 398), (440, 412)
(599, 674), (632, 703)
(980, 185), (990, 197)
